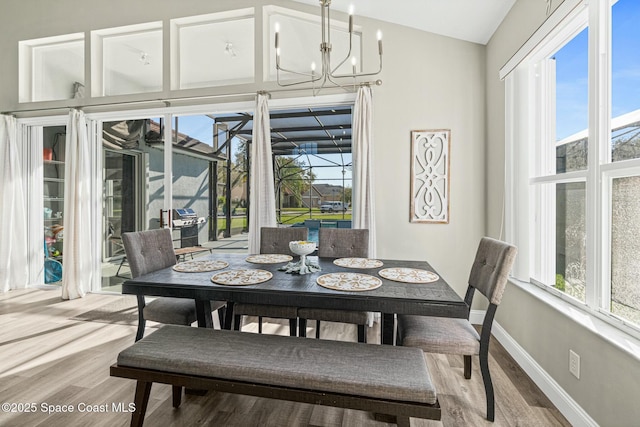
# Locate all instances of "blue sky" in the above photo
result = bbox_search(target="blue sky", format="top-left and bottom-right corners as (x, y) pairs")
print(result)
(175, 115), (215, 146)
(555, 0), (640, 140)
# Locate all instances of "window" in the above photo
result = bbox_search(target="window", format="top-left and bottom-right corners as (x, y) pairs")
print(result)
(530, 19), (589, 303)
(91, 22), (163, 97)
(269, 107), (352, 228)
(506, 0), (640, 331)
(19, 34), (85, 103)
(171, 10), (255, 90)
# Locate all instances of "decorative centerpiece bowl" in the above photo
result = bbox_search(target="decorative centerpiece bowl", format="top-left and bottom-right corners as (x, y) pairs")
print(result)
(289, 240), (316, 257)
(279, 241), (320, 275)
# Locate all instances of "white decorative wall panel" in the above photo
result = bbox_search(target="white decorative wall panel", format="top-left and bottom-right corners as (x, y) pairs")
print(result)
(410, 130), (450, 223)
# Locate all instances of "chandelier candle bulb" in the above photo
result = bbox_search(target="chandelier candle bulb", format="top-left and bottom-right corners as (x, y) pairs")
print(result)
(351, 57), (357, 75)
(348, 5), (354, 33)
(377, 31), (383, 55)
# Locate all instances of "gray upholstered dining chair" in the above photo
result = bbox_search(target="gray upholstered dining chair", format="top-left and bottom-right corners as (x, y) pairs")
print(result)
(122, 228), (227, 342)
(232, 226), (306, 336)
(396, 237), (517, 422)
(298, 228), (370, 343)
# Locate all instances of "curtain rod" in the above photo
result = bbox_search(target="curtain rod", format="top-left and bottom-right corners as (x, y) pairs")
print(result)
(2, 80), (381, 116)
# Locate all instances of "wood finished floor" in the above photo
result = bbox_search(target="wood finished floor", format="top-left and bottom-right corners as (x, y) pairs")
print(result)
(0, 289), (571, 427)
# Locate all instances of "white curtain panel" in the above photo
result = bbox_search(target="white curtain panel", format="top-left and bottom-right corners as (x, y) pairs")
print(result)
(0, 115), (29, 292)
(248, 93), (277, 254)
(352, 86), (377, 257)
(61, 110), (93, 299)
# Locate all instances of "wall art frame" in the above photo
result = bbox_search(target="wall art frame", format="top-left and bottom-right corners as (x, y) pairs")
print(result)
(410, 129), (450, 224)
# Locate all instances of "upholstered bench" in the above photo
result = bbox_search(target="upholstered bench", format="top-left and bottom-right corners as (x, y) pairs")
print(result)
(111, 325), (440, 427)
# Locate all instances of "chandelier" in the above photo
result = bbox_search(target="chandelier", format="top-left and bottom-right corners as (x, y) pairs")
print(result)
(274, 0), (383, 93)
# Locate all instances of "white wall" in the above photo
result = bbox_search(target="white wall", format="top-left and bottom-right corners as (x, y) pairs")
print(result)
(486, 1), (640, 425)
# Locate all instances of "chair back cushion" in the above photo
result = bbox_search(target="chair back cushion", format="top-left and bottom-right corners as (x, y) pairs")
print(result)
(468, 237), (517, 305)
(260, 227), (308, 256)
(122, 229), (177, 278)
(318, 228), (369, 258)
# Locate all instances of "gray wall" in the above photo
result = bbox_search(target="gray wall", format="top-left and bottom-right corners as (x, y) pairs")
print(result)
(147, 147), (210, 245)
(486, 0), (640, 425)
(371, 19), (486, 299)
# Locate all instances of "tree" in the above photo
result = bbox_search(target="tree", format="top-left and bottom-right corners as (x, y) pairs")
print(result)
(275, 157), (316, 207)
(343, 186), (352, 205)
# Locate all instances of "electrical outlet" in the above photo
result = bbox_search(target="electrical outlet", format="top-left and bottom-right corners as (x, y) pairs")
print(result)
(569, 349), (580, 379)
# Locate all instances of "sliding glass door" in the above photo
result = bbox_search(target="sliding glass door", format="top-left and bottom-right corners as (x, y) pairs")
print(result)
(103, 149), (139, 260)
(100, 118), (156, 291)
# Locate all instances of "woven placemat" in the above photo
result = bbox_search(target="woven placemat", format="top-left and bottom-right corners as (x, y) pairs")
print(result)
(245, 254), (293, 264)
(211, 269), (273, 286)
(378, 267), (439, 283)
(333, 257), (384, 269)
(316, 272), (382, 291)
(173, 259), (229, 272)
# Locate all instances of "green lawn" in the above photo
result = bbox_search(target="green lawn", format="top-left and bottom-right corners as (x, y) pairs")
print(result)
(215, 208), (351, 229)
(278, 208), (351, 224)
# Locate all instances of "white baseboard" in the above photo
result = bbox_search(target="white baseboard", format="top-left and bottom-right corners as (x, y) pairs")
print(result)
(470, 310), (598, 427)
(469, 309), (485, 326)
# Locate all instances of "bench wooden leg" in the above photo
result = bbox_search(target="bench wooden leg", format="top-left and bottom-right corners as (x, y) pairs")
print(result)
(374, 413), (411, 426)
(172, 385), (182, 408)
(131, 380), (152, 427)
(396, 416), (411, 427)
(464, 355), (472, 379)
(316, 320), (321, 339)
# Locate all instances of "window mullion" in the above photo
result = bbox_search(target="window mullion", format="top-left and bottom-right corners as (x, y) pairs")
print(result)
(585, 0), (610, 309)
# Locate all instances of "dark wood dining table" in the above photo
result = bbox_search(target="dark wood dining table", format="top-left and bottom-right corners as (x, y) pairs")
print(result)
(121, 253), (468, 345)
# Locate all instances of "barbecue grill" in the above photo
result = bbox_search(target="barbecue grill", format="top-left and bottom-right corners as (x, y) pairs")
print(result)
(172, 208), (205, 247)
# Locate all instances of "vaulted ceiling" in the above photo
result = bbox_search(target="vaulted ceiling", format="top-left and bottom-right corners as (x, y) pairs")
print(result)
(291, 0), (516, 45)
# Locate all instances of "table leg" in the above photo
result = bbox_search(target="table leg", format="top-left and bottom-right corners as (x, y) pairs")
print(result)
(381, 313), (395, 345)
(223, 301), (234, 330)
(195, 300), (213, 328)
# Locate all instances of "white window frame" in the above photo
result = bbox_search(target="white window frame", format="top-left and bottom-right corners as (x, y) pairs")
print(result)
(504, 0), (640, 339)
